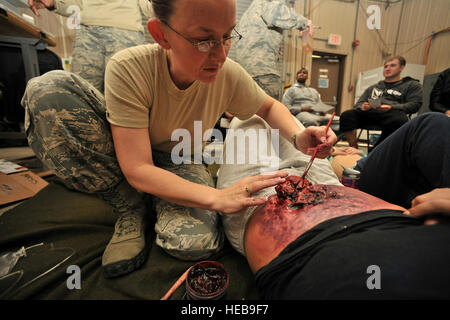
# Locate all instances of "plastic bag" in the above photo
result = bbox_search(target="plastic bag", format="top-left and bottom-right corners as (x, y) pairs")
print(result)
(0, 243), (75, 299)
(0, 247), (26, 278)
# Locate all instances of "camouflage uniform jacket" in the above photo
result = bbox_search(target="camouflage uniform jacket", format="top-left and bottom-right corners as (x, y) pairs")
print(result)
(230, 0), (308, 78)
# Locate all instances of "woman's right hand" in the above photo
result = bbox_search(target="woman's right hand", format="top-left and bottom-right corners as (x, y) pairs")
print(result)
(213, 170), (289, 214)
(28, 0), (55, 16)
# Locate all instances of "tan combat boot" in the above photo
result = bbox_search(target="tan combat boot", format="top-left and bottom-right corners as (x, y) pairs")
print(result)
(99, 180), (149, 278)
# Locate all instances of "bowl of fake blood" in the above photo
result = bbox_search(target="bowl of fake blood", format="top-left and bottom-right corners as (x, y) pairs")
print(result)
(185, 261), (229, 300)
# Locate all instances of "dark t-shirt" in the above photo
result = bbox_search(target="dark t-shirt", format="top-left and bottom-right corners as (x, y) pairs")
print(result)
(255, 209), (450, 299)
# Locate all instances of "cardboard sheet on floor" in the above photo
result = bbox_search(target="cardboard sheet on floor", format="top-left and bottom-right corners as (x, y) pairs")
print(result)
(0, 171), (48, 205)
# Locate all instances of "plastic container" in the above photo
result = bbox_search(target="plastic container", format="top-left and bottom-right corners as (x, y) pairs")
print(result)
(341, 166), (360, 189)
(185, 260), (229, 300)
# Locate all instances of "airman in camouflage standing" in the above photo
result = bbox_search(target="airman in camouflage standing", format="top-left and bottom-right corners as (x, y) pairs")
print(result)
(229, 0), (308, 100)
(28, 0), (153, 93)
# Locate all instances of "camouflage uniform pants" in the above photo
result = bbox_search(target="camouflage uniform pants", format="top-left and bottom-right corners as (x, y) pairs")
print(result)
(152, 151), (223, 260)
(21, 70), (223, 261)
(253, 74), (282, 101)
(71, 25), (145, 93)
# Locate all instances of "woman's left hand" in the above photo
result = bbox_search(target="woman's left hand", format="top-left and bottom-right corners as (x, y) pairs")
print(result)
(213, 170), (289, 214)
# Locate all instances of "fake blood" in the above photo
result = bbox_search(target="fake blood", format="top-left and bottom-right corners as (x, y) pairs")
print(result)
(274, 175), (339, 207)
(188, 265), (227, 295)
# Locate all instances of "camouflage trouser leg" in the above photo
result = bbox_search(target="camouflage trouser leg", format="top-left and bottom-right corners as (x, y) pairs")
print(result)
(21, 69), (125, 194)
(253, 74), (282, 101)
(152, 151), (224, 261)
(71, 25), (145, 93)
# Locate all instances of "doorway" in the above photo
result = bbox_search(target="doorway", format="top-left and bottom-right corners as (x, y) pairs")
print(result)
(310, 51), (346, 115)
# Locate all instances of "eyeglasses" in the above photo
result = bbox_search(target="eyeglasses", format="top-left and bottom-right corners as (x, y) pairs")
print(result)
(161, 21), (242, 53)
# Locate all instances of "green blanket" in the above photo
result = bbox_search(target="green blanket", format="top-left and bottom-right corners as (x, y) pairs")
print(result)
(0, 180), (259, 299)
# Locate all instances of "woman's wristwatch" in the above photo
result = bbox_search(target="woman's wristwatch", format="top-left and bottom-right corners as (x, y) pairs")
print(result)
(290, 130), (302, 149)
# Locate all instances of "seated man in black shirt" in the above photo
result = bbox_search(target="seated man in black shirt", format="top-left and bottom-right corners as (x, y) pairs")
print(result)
(218, 112), (450, 299)
(339, 56), (423, 148)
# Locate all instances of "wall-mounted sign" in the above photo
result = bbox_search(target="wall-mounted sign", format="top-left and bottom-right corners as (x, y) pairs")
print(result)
(328, 34), (342, 46)
(318, 79), (329, 88)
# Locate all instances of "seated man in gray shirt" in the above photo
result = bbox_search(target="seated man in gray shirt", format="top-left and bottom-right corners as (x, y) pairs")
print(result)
(282, 67), (334, 127)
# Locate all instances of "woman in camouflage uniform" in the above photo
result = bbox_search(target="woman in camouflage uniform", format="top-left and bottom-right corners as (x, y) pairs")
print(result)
(22, 0), (337, 278)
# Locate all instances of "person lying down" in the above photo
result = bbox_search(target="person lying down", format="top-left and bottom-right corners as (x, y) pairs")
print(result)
(217, 113), (450, 299)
